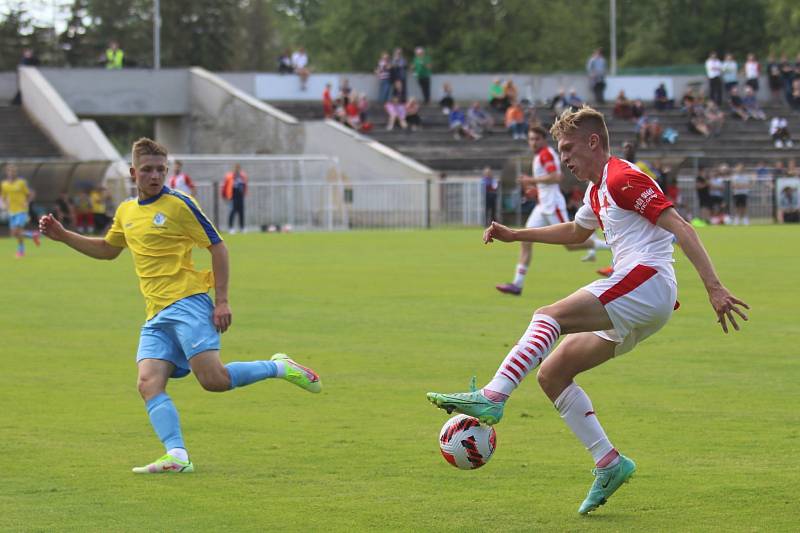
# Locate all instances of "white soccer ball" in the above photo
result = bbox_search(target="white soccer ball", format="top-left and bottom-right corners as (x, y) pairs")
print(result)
(438, 414), (497, 470)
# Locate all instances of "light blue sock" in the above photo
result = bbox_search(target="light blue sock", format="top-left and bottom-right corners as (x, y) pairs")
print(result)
(145, 392), (185, 451)
(225, 361), (278, 389)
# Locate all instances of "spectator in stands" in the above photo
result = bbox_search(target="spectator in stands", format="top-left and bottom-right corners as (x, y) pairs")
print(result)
(586, 48), (607, 103)
(412, 47), (432, 104)
(338, 78), (352, 105)
(278, 49), (293, 74)
(502, 79), (519, 107)
(744, 53), (760, 93)
(481, 167), (499, 225)
(291, 47), (310, 91)
(654, 83), (674, 110)
(390, 48), (408, 101)
(357, 93), (372, 131)
(695, 168), (713, 223)
(322, 83), (334, 119)
(631, 99), (645, 120)
(680, 87), (697, 112)
(777, 185), (800, 223)
(391, 79), (405, 101)
(405, 97), (421, 131)
(333, 97), (347, 125)
(104, 40), (124, 69)
(565, 88), (584, 110)
(730, 163), (752, 225)
(687, 98), (711, 138)
(20, 48), (39, 66)
(770, 116), (793, 148)
(766, 54), (783, 104)
(780, 54), (794, 104)
(790, 79), (800, 110)
(742, 86), (766, 120)
(728, 86), (749, 120)
(505, 100), (527, 140)
(613, 90), (633, 119)
(449, 104), (479, 140)
(344, 95), (362, 130)
(74, 189), (93, 234)
(549, 88), (568, 115)
(710, 164), (727, 220)
(467, 101), (494, 135)
(721, 53), (738, 94)
(55, 191), (76, 229)
(705, 51), (722, 105)
(635, 112), (661, 148)
(222, 163), (248, 233)
(384, 96), (408, 131)
(375, 51), (392, 103)
(705, 100), (725, 136)
(168, 161), (196, 196)
(489, 78), (507, 112)
(90, 186), (111, 234)
(439, 82), (455, 115)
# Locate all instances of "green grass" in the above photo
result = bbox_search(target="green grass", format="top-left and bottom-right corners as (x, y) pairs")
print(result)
(0, 226), (797, 532)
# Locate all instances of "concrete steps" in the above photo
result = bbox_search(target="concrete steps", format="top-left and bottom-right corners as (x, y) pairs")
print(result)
(0, 106), (62, 158)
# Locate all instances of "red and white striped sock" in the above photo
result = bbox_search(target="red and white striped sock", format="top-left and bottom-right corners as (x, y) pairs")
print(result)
(483, 313), (561, 396)
(512, 263), (528, 288)
(554, 382), (619, 467)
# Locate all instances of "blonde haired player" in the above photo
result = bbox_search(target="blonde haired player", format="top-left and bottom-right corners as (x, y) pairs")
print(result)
(40, 138), (321, 474)
(1, 164), (40, 257)
(429, 106), (748, 514)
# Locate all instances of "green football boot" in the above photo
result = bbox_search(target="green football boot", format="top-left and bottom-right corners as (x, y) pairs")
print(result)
(578, 454), (636, 514)
(426, 376), (505, 425)
(132, 453), (194, 474)
(271, 353), (322, 393)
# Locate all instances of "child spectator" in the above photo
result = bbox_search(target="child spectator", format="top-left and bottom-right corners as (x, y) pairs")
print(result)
(406, 97), (421, 131)
(344, 96), (361, 130)
(502, 79), (519, 107)
(338, 78), (352, 105)
(770, 116), (793, 148)
(322, 83), (334, 119)
(390, 48), (408, 102)
(384, 96), (408, 131)
(375, 52), (392, 103)
(440, 82), (455, 114)
(613, 90), (633, 119)
(277, 49), (293, 74)
(505, 100), (527, 140)
(357, 93), (372, 131)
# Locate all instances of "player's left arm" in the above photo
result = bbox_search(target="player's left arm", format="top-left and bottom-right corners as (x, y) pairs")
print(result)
(208, 241), (232, 333)
(656, 207), (749, 333)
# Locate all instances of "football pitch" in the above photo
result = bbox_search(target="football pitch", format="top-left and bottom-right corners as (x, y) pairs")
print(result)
(1, 226), (797, 532)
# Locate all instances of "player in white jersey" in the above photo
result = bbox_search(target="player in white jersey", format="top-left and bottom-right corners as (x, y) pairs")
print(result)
(496, 125), (608, 295)
(168, 161), (196, 196)
(428, 106), (748, 514)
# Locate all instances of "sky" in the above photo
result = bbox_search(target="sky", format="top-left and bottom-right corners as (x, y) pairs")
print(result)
(0, 0), (72, 33)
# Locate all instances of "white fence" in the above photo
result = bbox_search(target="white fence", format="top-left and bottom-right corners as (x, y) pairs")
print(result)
(107, 178), (486, 231)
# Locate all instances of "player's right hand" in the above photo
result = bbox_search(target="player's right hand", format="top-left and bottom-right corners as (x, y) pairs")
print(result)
(39, 213), (66, 241)
(483, 221), (516, 244)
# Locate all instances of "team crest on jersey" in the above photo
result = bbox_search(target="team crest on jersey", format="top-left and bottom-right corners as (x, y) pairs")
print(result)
(152, 212), (167, 226)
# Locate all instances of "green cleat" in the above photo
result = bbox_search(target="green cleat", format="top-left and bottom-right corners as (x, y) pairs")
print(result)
(271, 353), (322, 393)
(578, 454), (636, 514)
(132, 453), (194, 474)
(426, 376), (505, 425)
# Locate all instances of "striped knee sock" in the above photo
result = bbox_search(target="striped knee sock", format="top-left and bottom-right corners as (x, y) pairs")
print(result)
(483, 313), (561, 396)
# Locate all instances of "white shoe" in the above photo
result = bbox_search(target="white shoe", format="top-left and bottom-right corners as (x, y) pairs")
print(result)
(581, 250), (597, 262)
(775, 140), (784, 148)
(786, 140), (794, 147)
(229, 228), (238, 234)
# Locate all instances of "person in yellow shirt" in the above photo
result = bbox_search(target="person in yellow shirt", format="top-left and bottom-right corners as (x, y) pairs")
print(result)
(89, 185), (111, 234)
(1, 164), (40, 258)
(39, 138), (322, 474)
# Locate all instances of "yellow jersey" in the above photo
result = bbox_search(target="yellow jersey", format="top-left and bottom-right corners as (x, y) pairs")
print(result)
(1, 178), (30, 214)
(104, 186), (223, 320)
(90, 190), (107, 215)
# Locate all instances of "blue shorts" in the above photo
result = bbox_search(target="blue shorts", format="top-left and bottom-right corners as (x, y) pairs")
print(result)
(136, 293), (221, 378)
(9, 212), (29, 229)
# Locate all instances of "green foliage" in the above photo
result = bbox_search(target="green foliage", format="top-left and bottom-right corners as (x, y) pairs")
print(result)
(0, 226), (797, 531)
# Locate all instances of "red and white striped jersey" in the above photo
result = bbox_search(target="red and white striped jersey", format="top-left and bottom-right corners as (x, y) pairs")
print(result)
(575, 157), (676, 281)
(533, 145), (565, 213)
(168, 173), (195, 196)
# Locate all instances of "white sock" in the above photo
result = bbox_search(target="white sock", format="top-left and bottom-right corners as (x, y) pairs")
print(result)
(591, 236), (610, 250)
(273, 360), (287, 378)
(484, 313), (561, 395)
(584, 249), (596, 259)
(167, 447), (189, 462)
(554, 383), (616, 465)
(512, 263), (528, 287)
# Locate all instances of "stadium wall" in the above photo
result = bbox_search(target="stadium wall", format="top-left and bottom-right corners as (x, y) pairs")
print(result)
(0, 71), (17, 102)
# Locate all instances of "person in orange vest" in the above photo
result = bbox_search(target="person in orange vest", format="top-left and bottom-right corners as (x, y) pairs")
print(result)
(222, 164), (247, 233)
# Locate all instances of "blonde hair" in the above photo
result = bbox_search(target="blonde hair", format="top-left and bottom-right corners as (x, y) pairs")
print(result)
(549, 105), (609, 151)
(131, 137), (168, 166)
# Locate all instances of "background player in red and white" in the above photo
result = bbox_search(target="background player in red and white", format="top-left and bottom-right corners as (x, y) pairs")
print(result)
(168, 160), (196, 196)
(496, 126), (567, 295)
(428, 106), (749, 514)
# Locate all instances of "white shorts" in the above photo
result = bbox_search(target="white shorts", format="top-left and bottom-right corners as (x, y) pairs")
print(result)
(582, 263), (678, 356)
(525, 204), (567, 228)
